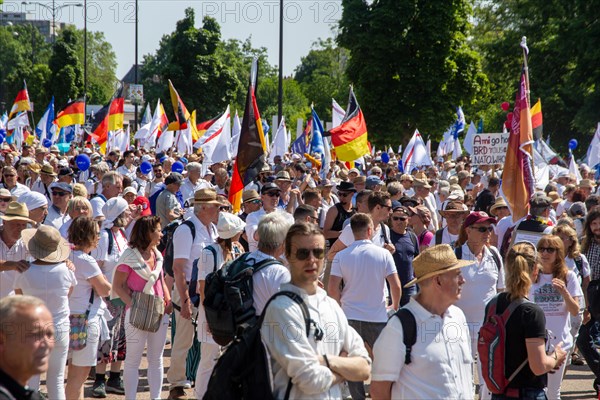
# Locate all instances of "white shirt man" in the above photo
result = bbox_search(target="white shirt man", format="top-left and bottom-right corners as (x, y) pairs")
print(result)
(371, 244), (474, 400)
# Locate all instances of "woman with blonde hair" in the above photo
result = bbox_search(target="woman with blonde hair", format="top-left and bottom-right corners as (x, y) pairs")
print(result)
(59, 196), (93, 238)
(482, 242), (567, 399)
(531, 235), (582, 399)
(552, 225), (590, 366)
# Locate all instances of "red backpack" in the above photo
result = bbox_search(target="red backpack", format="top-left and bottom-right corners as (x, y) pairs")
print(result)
(478, 295), (529, 395)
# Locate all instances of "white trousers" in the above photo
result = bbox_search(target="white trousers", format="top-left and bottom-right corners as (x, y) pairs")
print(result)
(123, 309), (170, 400)
(194, 342), (221, 399)
(29, 321), (69, 399)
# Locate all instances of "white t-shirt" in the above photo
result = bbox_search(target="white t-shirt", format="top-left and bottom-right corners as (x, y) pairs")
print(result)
(440, 227), (459, 247)
(44, 205), (71, 231)
(14, 262), (76, 325)
(331, 239), (397, 322)
(0, 238), (29, 299)
(172, 216), (218, 281)
(495, 215), (514, 249)
(246, 250), (291, 315)
(338, 221), (390, 247)
(245, 209), (294, 252)
(454, 244), (505, 342)
(93, 228), (129, 283)
(69, 251), (105, 318)
(529, 270), (583, 350)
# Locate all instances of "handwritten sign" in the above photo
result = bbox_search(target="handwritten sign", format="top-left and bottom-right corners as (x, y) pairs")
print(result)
(471, 133), (509, 166)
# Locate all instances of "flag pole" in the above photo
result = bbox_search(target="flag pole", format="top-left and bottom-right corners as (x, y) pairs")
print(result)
(521, 36), (530, 106)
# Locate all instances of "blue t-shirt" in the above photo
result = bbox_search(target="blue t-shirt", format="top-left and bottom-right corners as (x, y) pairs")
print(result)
(390, 230), (419, 292)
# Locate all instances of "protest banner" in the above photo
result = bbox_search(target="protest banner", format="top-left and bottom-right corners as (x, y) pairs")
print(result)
(471, 132), (509, 165)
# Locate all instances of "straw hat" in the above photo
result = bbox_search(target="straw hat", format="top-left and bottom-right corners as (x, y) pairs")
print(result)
(439, 201), (469, 217)
(242, 190), (260, 203)
(404, 244), (473, 287)
(580, 179), (597, 189)
(489, 197), (509, 217)
(21, 225), (71, 263)
(40, 164), (57, 176)
(0, 202), (35, 224)
(194, 188), (221, 205)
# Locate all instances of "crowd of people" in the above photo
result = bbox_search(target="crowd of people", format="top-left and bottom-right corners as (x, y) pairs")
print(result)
(0, 141), (598, 400)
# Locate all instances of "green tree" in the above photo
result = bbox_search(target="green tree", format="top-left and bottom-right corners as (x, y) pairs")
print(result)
(294, 38), (350, 122)
(142, 8), (238, 120)
(48, 27), (84, 108)
(338, 0), (489, 146)
(74, 30), (118, 104)
(472, 0), (600, 155)
(256, 76), (310, 132)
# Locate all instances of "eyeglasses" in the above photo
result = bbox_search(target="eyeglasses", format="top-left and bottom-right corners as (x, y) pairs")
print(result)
(379, 204), (392, 211)
(392, 216), (408, 222)
(0, 198), (11, 203)
(51, 191), (69, 197)
(469, 226), (493, 233)
(295, 248), (326, 260)
(220, 206), (232, 212)
(308, 215), (319, 223)
(338, 191), (353, 197)
(538, 247), (557, 254)
(264, 192), (280, 198)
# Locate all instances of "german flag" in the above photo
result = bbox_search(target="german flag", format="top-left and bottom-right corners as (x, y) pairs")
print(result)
(108, 85), (124, 131)
(55, 99), (85, 129)
(9, 81), (31, 119)
(531, 98), (543, 140)
(168, 80), (190, 131)
(90, 104), (109, 153)
(229, 59), (268, 212)
(327, 88), (369, 161)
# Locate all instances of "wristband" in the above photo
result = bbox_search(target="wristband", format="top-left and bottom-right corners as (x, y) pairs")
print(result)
(184, 298), (190, 304)
(323, 354), (331, 369)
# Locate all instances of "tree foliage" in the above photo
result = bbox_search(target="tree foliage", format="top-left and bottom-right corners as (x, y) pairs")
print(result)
(472, 0), (600, 155)
(338, 0), (489, 146)
(294, 38), (350, 123)
(74, 30), (118, 104)
(48, 27), (84, 108)
(141, 8), (238, 120)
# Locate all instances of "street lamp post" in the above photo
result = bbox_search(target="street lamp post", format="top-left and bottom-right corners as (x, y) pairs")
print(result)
(21, 1), (83, 44)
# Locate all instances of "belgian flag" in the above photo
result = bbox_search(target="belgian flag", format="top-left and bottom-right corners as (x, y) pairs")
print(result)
(531, 98), (543, 140)
(168, 80), (190, 131)
(9, 80), (31, 119)
(55, 99), (85, 129)
(228, 58), (268, 212)
(327, 88), (369, 161)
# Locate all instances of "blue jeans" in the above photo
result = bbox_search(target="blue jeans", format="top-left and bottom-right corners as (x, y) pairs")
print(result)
(577, 319), (600, 386)
(491, 388), (547, 400)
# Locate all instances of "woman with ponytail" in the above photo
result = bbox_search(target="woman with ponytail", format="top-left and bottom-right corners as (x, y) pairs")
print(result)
(482, 242), (567, 400)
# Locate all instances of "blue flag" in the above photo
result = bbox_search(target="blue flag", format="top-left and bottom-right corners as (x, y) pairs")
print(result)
(310, 108), (325, 156)
(291, 132), (307, 155)
(452, 106), (465, 139)
(35, 97), (55, 140)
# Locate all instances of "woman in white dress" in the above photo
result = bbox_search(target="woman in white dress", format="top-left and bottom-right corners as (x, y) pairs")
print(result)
(14, 225), (76, 400)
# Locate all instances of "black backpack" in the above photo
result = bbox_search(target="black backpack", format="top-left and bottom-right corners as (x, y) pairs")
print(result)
(158, 219), (195, 277)
(393, 308), (418, 364)
(203, 291), (311, 400)
(188, 245), (217, 308)
(203, 253), (280, 345)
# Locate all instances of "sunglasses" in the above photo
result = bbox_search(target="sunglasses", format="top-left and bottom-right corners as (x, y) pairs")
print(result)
(51, 191), (69, 197)
(220, 206), (232, 212)
(379, 204), (392, 210)
(295, 248), (326, 260)
(246, 199), (261, 205)
(538, 247), (557, 254)
(469, 226), (493, 233)
(392, 216), (408, 222)
(264, 192), (280, 197)
(0, 198), (11, 203)
(3, 174), (15, 178)
(338, 191), (353, 197)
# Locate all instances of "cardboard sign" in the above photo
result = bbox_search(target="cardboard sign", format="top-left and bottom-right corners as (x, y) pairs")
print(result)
(471, 133), (509, 166)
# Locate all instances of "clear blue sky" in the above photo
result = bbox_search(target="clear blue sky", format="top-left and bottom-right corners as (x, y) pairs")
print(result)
(10, 0), (341, 79)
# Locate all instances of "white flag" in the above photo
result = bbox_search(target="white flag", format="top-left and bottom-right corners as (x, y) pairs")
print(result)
(463, 121), (477, 155)
(174, 124), (193, 155)
(587, 123), (600, 168)
(198, 106), (231, 165)
(230, 110), (241, 156)
(569, 154), (582, 184)
(7, 112), (29, 130)
(144, 99), (164, 150)
(155, 130), (174, 153)
(332, 99), (345, 128)
(402, 129), (432, 171)
(269, 116), (287, 163)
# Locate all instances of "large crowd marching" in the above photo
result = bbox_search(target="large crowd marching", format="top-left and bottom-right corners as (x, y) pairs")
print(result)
(0, 141), (598, 400)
